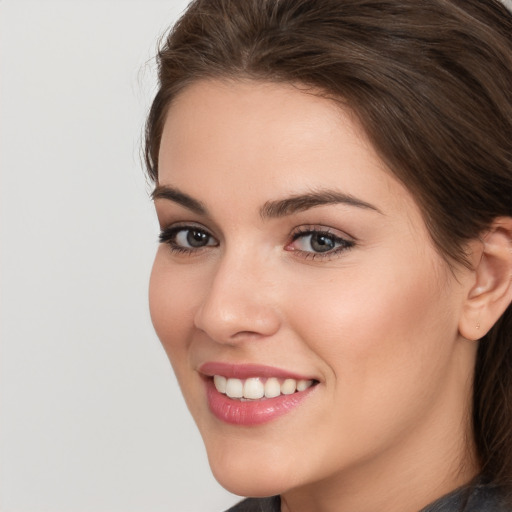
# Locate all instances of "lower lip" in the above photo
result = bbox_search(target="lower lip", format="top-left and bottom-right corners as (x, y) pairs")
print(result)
(205, 379), (316, 426)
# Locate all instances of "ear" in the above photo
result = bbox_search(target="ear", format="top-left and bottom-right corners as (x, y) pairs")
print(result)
(459, 217), (512, 341)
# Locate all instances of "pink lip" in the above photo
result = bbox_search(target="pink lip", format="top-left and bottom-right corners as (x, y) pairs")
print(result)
(199, 362), (314, 381)
(199, 362), (318, 426)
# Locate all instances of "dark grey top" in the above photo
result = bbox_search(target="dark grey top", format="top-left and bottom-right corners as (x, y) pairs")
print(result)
(225, 480), (511, 512)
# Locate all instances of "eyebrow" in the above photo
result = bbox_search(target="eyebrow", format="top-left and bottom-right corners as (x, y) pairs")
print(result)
(151, 185), (381, 218)
(260, 190), (381, 218)
(151, 185), (207, 215)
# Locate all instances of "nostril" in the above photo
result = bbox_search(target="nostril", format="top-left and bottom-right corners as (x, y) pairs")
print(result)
(194, 296), (281, 344)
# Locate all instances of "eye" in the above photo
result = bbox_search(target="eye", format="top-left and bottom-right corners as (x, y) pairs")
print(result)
(159, 225), (218, 253)
(286, 228), (354, 258)
(175, 228), (213, 248)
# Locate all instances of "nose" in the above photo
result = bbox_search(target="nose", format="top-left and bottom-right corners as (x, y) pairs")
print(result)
(193, 253), (281, 344)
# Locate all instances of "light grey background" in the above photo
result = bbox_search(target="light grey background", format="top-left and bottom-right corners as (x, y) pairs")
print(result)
(0, 1), (238, 511)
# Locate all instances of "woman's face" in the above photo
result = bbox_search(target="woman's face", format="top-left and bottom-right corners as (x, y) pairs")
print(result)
(150, 80), (477, 498)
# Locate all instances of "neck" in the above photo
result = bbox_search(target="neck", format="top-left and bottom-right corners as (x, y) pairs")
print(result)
(280, 370), (479, 512)
(281, 444), (478, 512)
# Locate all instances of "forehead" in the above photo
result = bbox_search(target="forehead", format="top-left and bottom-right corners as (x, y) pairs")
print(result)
(157, 79), (415, 218)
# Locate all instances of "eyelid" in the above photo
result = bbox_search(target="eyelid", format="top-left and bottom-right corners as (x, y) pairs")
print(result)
(290, 224), (356, 242)
(158, 222), (219, 254)
(159, 220), (217, 237)
(285, 225), (356, 260)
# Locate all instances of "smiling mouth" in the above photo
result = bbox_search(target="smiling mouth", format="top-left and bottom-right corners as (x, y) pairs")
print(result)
(201, 364), (319, 425)
(199, 362), (320, 424)
(212, 375), (317, 400)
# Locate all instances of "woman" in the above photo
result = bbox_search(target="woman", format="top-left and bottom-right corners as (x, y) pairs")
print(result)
(145, 1), (512, 510)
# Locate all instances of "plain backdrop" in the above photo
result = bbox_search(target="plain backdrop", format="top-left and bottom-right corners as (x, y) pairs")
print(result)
(0, 1), (238, 511)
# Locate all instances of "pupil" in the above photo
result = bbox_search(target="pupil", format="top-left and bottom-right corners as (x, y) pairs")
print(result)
(187, 229), (208, 247)
(311, 233), (335, 252)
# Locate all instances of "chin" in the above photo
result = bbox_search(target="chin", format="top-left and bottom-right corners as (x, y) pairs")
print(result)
(210, 463), (287, 498)
(205, 441), (293, 497)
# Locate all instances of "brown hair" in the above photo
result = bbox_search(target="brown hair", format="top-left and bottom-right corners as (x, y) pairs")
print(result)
(145, 0), (512, 497)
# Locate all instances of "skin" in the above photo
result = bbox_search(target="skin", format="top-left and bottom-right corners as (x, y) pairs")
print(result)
(149, 79), (481, 512)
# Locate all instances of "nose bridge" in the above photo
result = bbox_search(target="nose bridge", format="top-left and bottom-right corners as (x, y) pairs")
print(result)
(194, 246), (280, 343)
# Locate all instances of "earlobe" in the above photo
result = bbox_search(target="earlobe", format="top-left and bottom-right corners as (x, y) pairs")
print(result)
(459, 217), (512, 341)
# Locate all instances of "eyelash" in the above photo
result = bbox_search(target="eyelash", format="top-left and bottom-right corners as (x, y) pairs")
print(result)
(158, 224), (217, 255)
(158, 224), (355, 260)
(287, 227), (355, 260)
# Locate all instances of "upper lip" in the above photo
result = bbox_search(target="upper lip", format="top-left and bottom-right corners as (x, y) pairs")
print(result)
(199, 362), (316, 381)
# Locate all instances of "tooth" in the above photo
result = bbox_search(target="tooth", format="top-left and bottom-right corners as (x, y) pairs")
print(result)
(226, 379), (244, 398)
(217, 375), (310, 399)
(297, 379), (312, 392)
(213, 375), (227, 394)
(281, 378), (297, 395)
(264, 378), (281, 398)
(243, 378), (265, 399)
(226, 378), (243, 398)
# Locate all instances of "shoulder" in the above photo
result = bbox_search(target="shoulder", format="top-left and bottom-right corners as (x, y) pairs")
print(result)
(224, 496), (280, 512)
(465, 484), (512, 512)
(421, 481), (512, 512)
(224, 483), (512, 512)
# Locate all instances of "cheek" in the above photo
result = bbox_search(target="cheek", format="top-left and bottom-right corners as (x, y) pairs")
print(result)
(149, 252), (215, 425)
(148, 251), (200, 368)
(289, 257), (445, 347)
(286, 253), (458, 426)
